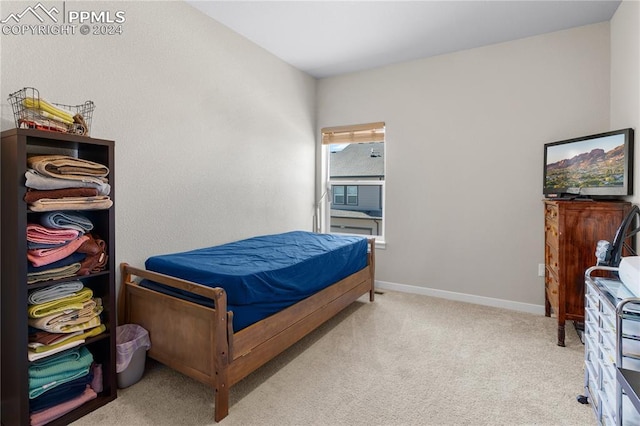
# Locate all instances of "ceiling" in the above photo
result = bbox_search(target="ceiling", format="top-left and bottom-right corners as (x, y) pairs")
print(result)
(186, 0), (622, 79)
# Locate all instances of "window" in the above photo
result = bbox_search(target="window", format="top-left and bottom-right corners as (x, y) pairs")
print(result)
(321, 122), (385, 240)
(333, 185), (345, 204)
(346, 186), (358, 205)
(333, 185), (358, 205)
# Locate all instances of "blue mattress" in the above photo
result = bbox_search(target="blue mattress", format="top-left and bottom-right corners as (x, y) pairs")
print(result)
(141, 231), (368, 331)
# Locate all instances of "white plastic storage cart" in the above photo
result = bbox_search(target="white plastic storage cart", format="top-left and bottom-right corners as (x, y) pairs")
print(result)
(581, 266), (640, 426)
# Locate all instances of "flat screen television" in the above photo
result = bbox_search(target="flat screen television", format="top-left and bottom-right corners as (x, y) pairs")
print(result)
(543, 128), (634, 199)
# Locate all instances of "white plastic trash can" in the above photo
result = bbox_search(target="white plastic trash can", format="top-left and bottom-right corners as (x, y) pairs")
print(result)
(116, 324), (151, 388)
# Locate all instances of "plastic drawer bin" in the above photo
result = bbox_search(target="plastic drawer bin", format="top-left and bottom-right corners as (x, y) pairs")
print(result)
(116, 324), (151, 388)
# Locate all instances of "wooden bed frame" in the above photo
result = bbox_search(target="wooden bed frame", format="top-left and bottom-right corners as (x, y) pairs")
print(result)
(118, 238), (375, 422)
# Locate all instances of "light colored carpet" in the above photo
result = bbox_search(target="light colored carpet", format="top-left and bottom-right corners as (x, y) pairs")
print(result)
(72, 290), (594, 425)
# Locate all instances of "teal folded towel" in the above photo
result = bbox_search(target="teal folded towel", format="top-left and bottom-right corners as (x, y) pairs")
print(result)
(28, 347), (93, 399)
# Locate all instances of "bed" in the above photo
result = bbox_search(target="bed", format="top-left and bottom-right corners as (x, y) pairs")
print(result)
(118, 231), (375, 421)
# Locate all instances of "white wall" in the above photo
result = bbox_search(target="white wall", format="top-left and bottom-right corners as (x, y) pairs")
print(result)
(317, 23), (612, 310)
(1, 1), (317, 272)
(611, 0), (640, 206)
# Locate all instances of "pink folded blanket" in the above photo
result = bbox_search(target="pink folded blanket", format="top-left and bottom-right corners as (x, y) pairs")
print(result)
(27, 224), (80, 245)
(28, 235), (89, 267)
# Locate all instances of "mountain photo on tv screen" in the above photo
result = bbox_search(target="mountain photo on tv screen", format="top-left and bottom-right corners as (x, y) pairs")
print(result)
(543, 128), (634, 199)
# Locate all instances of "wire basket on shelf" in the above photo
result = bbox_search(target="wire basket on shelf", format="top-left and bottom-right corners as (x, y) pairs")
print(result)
(8, 87), (95, 136)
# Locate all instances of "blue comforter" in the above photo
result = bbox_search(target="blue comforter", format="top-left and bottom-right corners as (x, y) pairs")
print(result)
(142, 231), (368, 330)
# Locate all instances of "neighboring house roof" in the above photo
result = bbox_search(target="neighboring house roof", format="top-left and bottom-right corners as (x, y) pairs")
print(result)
(330, 142), (384, 178)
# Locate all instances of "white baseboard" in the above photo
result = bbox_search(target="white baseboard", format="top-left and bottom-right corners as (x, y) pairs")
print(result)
(375, 280), (545, 315)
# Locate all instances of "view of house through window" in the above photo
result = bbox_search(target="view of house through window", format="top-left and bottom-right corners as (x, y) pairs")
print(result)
(322, 122), (385, 238)
(332, 185), (359, 205)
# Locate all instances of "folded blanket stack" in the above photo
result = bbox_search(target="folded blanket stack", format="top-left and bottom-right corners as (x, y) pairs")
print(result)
(24, 155), (112, 212)
(26, 212), (108, 284)
(28, 347), (94, 398)
(30, 369), (94, 412)
(27, 285), (106, 361)
(28, 347), (100, 424)
(30, 386), (97, 426)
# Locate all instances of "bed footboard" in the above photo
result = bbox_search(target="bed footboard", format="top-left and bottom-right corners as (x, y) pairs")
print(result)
(119, 264), (232, 420)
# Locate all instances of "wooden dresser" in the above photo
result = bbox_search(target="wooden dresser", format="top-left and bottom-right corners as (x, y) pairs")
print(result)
(544, 199), (631, 346)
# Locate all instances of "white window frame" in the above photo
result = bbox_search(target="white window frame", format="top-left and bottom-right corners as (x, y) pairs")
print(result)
(318, 122), (386, 248)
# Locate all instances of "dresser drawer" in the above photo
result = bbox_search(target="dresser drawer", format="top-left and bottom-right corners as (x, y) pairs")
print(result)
(545, 202), (559, 224)
(545, 221), (559, 249)
(545, 245), (559, 275)
(545, 273), (559, 309)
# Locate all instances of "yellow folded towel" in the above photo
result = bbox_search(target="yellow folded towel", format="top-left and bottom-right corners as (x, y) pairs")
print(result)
(29, 311), (103, 334)
(38, 110), (72, 125)
(23, 97), (74, 124)
(27, 287), (93, 318)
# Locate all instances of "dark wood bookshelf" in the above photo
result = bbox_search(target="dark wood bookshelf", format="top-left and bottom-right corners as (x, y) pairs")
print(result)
(1, 128), (117, 425)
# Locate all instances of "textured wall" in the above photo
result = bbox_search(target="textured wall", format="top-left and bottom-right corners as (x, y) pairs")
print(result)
(1, 1), (317, 278)
(611, 0), (640, 207)
(318, 23), (612, 309)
